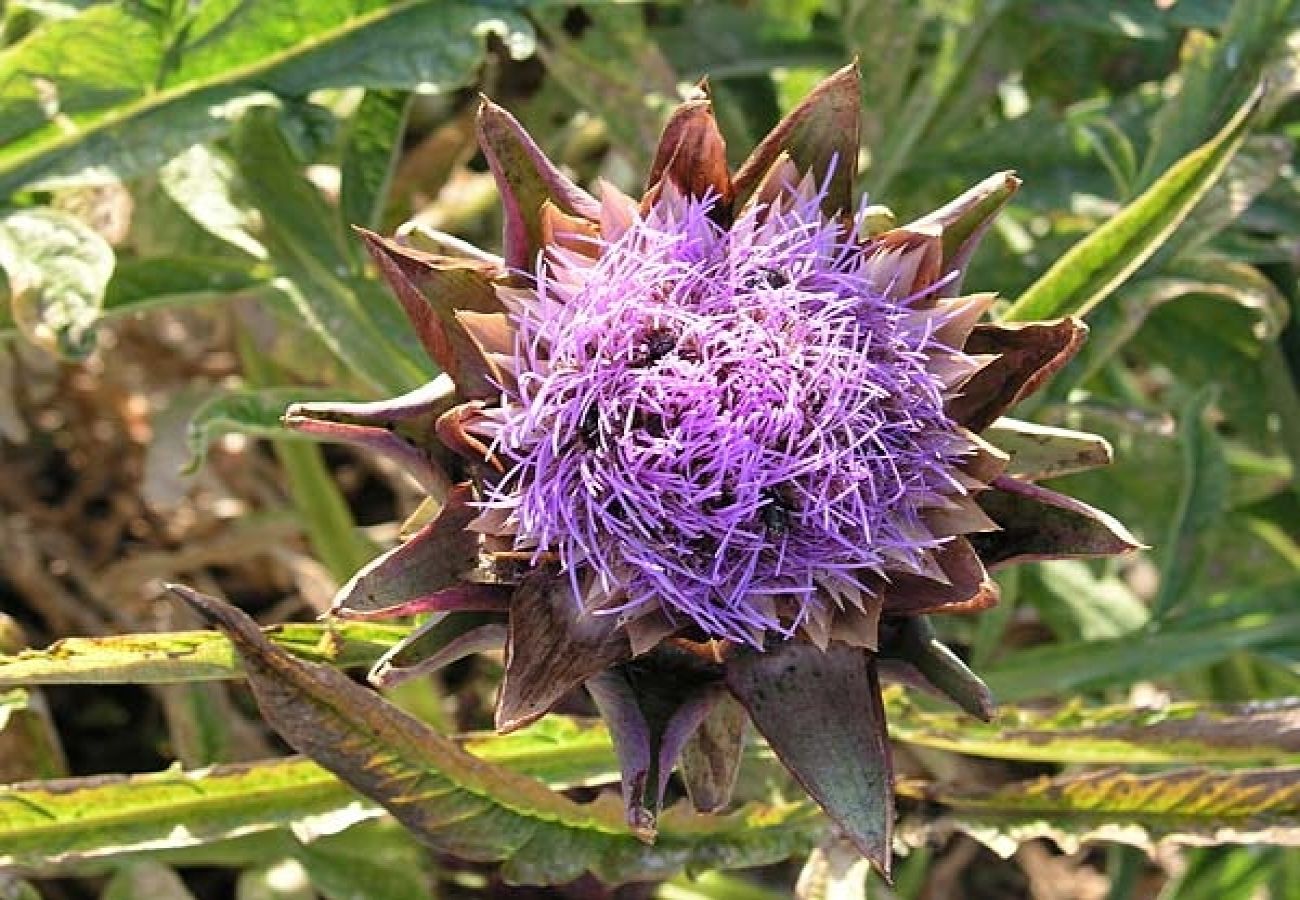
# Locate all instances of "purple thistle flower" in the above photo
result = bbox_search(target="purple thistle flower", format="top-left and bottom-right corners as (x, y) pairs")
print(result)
(274, 63), (1141, 878)
(484, 184), (979, 646)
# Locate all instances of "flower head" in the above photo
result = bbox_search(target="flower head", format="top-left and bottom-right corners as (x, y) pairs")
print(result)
(285, 63), (1139, 877)
(491, 184), (979, 646)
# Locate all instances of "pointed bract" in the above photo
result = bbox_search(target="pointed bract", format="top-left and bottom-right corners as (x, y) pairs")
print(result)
(496, 572), (631, 733)
(356, 228), (505, 399)
(726, 641), (894, 879)
(679, 691), (748, 814)
(912, 171), (1021, 296)
(477, 99), (602, 271)
(971, 476), (1144, 569)
(644, 99), (733, 216)
(950, 318), (1088, 430)
(882, 617), (995, 721)
(733, 62), (861, 216)
(370, 615), (507, 688)
(986, 418), (1114, 481)
(877, 538), (999, 617)
(330, 484), (480, 619)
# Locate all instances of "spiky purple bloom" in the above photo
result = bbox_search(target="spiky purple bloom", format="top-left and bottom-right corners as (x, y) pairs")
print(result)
(487, 186), (977, 644)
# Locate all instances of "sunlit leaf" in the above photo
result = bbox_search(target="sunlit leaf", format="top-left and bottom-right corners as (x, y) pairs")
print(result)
(0, 206), (113, 358)
(0, 623), (408, 687)
(926, 765), (1300, 857)
(0, 1), (532, 195)
(885, 692), (1300, 765)
(1003, 86), (1262, 322)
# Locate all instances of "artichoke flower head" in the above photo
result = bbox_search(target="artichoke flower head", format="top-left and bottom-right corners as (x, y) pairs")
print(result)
(285, 64), (1138, 877)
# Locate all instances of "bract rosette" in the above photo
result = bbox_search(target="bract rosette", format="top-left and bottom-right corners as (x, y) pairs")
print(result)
(284, 64), (1138, 876)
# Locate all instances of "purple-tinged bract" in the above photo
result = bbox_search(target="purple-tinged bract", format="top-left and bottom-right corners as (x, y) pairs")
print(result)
(489, 187), (975, 644)
(280, 64), (1142, 877)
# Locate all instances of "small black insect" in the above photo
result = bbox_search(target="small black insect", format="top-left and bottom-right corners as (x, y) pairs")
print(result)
(631, 325), (678, 367)
(745, 266), (789, 291)
(578, 405), (603, 448)
(760, 489), (791, 534)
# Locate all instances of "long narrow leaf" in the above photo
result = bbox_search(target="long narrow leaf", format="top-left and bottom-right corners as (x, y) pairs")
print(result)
(1002, 87), (1262, 322)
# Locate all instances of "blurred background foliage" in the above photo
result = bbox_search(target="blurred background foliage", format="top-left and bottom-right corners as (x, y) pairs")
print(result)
(1, 0), (1300, 897)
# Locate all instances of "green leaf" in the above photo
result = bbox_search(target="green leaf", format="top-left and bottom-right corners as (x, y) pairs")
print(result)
(292, 820), (434, 900)
(867, 0), (1009, 197)
(1053, 254), (1291, 395)
(175, 587), (823, 885)
(1029, 560), (1148, 642)
(1135, 0), (1293, 192)
(1002, 86), (1262, 322)
(159, 143), (267, 259)
(885, 692), (1300, 765)
(531, 6), (678, 174)
(928, 766), (1300, 857)
(0, 757), (374, 870)
(183, 386), (352, 475)
(0, 622), (408, 687)
(340, 89), (412, 235)
(0, 206), (113, 358)
(238, 338), (378, 581)
(1158, 135), (1291, 263)
(1153, 387), (1230, 620)
(1023, 0), (1237, 39)
(233, 111), (431, 395)
(981, 582), (1300, 702)
(0, 1), (531, 195)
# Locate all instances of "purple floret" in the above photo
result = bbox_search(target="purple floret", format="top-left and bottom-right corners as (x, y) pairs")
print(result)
(489, 186), (973, 645)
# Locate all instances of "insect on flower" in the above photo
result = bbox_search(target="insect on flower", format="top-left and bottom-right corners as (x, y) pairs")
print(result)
(275, 63), (1139, 877)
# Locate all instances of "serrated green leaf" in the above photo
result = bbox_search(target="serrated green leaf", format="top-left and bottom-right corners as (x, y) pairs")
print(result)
(0, 622), (408, 687)
(885, 692), (1300, 765)
(0, 758), (376, 870)
(0, 206), (113, 358)
(175, 587), (822, 886)
(0, 1), (531, 195)
(1002, 86), (1262, 322)
(929, 766), (1300, 857)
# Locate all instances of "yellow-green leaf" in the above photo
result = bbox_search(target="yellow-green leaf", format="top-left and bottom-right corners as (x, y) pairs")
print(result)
(1002, 86), (1262, 323)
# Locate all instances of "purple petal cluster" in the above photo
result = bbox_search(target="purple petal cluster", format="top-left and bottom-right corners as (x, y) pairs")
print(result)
(489, 187), (974, 644)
